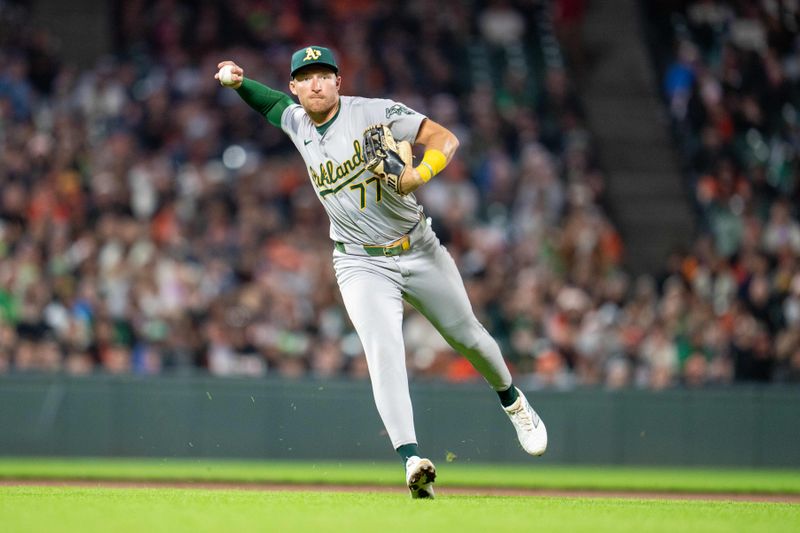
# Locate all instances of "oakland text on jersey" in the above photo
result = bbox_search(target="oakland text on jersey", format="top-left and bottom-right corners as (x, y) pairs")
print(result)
(310, 139), (366, 196)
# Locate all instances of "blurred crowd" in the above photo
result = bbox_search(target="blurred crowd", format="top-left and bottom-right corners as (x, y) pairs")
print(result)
(0, 0), (797, 387)
(643, 0), (800, 384)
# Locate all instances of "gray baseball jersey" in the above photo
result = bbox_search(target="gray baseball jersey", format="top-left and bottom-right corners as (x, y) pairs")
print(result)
(280, 96), (425, 244)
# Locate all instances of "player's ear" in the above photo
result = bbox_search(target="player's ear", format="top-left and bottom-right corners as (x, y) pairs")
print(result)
(336, 76), (342, 91)
(289, 79), (298, 95)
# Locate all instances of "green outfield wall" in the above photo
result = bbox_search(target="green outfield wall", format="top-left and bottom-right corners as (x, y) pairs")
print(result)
(1, 375), (798, 466)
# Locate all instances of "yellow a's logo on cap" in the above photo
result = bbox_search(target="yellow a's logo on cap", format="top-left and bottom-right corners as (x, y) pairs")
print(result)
(303, 47), (322, 61)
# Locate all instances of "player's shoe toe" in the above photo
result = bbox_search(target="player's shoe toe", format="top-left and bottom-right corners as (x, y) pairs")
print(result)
(405, 456), (436, 499)
(504, 387), (547, 456)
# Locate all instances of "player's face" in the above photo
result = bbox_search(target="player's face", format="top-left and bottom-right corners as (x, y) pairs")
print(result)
(290, 66), (341, 119)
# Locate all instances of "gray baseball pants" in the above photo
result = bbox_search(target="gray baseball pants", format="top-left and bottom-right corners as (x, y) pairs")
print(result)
(332, 219), (513, 448)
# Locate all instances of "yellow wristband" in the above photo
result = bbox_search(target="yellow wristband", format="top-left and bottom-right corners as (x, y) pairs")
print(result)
(415, 149), (447, 182)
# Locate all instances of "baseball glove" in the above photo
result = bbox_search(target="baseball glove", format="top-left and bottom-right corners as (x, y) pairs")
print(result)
(362, 124), (413, 194)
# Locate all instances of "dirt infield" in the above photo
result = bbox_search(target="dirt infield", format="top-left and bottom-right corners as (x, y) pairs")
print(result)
(2, 479), (799, 503)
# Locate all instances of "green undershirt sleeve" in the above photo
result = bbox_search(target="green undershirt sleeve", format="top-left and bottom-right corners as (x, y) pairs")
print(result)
(235, 78), (294, 128)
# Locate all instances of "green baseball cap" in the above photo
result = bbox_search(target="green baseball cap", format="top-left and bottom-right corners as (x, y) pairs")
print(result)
(290, 46), (339, 77)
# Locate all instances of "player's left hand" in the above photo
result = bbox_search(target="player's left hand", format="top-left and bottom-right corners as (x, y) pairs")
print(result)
(363, 125), (414, 195)
(397, 155), (424, 195)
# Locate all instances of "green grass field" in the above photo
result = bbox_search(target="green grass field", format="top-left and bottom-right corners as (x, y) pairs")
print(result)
(1, 459), (798, 532)
(3, 486), (798, 533)
(1, 458), (799, 494)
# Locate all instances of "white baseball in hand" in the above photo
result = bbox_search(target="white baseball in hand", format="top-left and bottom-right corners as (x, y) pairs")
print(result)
(218, 65), (236, 87)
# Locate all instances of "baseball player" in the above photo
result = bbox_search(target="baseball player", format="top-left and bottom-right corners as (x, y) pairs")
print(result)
(216, 46), (547, 499)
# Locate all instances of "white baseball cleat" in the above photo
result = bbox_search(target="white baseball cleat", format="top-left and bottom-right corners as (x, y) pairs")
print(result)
(405, 456), (436, 499)
(504, 388), (547, 456)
